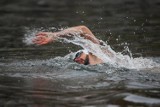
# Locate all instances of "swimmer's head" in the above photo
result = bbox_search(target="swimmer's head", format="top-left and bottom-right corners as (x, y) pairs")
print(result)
(73, 50), (89, 65)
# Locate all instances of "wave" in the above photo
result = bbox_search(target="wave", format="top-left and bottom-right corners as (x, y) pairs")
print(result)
(23, 27), (160, 70)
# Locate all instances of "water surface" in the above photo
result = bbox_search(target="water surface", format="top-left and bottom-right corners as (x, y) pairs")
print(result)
(0, 0), (160, 107)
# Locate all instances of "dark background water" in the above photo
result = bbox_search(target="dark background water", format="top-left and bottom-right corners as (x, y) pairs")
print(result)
(0, 0), (160, 59)
(0, 0), (160, 107)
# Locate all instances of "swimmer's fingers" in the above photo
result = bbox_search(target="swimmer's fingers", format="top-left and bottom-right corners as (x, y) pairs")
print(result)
(33, 32), (58, 45)
(33, 36), (53, 45)
(33, 36), (47, 45)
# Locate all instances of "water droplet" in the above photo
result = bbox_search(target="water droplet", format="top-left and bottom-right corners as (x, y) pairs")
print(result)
(81, 20), (84, 23)
(100, 17), (103, 20)
(134, 32), (136, 35)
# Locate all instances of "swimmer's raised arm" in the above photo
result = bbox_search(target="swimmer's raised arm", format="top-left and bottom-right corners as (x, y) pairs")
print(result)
(33, 25), (101, 45)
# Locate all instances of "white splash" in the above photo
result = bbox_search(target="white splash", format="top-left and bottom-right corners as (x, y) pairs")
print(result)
(23, 28), (40, 45)
(23, 28), (159, 70)
(23, 27), (65, 45)
(58, 35), (159, 69)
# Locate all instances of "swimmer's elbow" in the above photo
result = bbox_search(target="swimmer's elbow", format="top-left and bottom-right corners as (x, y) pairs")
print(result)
(77, 25), (89, 31)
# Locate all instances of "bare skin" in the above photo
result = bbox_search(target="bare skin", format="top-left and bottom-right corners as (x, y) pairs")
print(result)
(33, 25), (100, 45)
(33, 25), (113, 65)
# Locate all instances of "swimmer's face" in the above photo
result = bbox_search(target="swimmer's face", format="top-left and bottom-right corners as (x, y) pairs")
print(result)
(74, 52), (87, 64)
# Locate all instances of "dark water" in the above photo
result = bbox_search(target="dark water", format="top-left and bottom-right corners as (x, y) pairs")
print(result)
(0, 0), (160, 107)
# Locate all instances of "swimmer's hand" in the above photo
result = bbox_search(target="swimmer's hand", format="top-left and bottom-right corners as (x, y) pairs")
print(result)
(32, 32), (57, 45)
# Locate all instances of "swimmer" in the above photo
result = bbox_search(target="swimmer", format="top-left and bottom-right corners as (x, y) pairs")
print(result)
(33, 25), (114, 65)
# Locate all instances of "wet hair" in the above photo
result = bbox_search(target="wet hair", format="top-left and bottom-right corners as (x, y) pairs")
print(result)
(74, 51), (89, 65)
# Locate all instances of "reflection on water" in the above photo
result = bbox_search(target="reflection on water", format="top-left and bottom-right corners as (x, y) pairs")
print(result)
(0, 0), (160, 107)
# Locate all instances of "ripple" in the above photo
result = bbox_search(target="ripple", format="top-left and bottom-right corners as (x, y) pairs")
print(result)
(124, 94), (160, 104)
